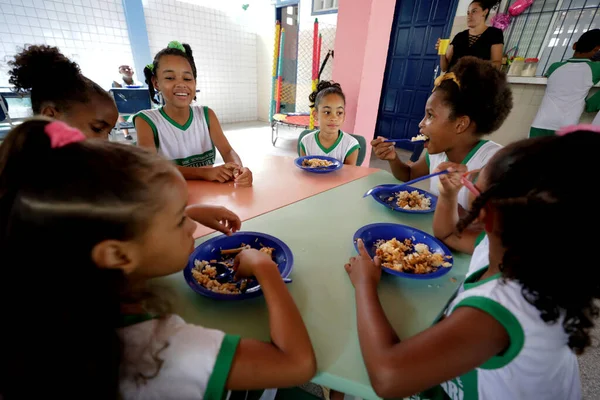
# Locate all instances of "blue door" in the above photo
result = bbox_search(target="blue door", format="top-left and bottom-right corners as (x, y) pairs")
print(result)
(376, 0), (458, 147)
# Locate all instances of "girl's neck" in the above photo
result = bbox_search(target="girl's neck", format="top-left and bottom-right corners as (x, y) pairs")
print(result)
(469, 24), (487, 36)
(163, 103), (191, 124)
(445, 135), (482, 164)
(319, 129), (339, 144)
(480, 234), (504, 281)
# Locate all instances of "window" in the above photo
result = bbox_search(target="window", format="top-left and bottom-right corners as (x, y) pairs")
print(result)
(503, 0), (600, 76)
(312, 0), (338, 15)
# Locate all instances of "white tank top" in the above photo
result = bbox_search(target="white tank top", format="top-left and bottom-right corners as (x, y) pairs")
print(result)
(300, 130), (360, 163)
(134, 106), (215, 167)
(426, 140), (502, 209)
(438, 234), (581, 400)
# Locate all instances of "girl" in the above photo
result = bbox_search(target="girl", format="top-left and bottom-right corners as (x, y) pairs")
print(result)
(135, 41), (253, 186)
(371, 56), (512, 210)
(345, 128), (599, 400)
(437, 0), (503, 72)
(8, 45), (118, 139)
(0, 119), (316, 399)
(299, 81), (360, 165)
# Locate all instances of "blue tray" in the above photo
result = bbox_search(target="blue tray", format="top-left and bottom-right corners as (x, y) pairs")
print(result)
(294, 155), (342, 174)
(184, 231), (294, 300)
(353, 223), (453, 280)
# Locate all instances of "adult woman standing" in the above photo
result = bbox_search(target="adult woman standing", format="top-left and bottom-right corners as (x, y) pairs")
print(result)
(438, 0), (504, 72)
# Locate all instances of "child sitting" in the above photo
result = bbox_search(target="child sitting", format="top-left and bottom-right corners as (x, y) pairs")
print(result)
(371, 56), (512, 209)
(345, 127), (598, 399)
(299, 81), (361, 165)
(8, 45), (118, 139)
(0, 119), (316, 399)
(135, 41), (253, 186)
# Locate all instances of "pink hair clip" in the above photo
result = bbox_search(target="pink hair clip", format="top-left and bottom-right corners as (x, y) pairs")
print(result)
(45, 121), (86, 148)
(556, 124), (600, 137)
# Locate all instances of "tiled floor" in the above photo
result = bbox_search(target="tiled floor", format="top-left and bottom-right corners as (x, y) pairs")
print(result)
(117, 120), (599, 400)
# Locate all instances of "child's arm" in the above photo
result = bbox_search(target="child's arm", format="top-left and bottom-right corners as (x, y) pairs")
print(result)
(371, 137), (429, 181)
(185, 205), (241, 235)
(432, 163), (479, 254)
(225, 250), (316, 389)
(346, 241), (509, 398)
(344, 148), (359, 165)
(207, 108), (253, 187)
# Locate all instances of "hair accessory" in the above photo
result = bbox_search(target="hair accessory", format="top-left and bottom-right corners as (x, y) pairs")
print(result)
(45, 121), (86, 148)
(433, 72), (461, 92)
(146, 63), (154, 73)
(556, 124), (600, 136)
(167, 41), (186, 53)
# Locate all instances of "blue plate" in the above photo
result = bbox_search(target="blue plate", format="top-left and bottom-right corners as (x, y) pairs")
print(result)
(371, 185), (437, 214)
(353, 223), (453, 280)
(294, 155), (342, 174)
(184, 231), (294, 300)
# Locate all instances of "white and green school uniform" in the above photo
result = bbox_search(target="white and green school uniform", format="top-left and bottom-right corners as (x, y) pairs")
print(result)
(133, 106), (216, 167)
(531, 58), (600, 137)
(119, 314), (239, 400)
(300, 130), (360, 163)
(436, 233), (581, 400)
(426, 140), (502, 210)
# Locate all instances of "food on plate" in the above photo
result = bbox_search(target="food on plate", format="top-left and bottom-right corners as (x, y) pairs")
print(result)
(191, 244), (276, 295)
(375, 238), (452, 274)
(395, 190), (431, 210)
(302, 158), (334, 168)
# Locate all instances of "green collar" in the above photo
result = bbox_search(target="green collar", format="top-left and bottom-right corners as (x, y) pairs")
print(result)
(567, 57), (591, 62)
(315, 130), (344, 154)
(463, 266), (501, 290)
(160, 106), (194, 130)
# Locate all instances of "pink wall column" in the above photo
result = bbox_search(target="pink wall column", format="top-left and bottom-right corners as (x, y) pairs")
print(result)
(332, 0), (396, 167)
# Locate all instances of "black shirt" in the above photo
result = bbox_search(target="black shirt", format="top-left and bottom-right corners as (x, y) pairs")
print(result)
(449, 27), (504, 70)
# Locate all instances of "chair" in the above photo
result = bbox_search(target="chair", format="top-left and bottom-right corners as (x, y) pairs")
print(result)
(109, 88), (152, 131)
(297, 129), (368, 166)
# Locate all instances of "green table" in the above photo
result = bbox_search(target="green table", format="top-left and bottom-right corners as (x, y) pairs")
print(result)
(158, 170), (471, 400)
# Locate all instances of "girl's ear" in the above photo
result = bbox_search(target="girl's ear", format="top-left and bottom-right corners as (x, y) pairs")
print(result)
(455, 115), (471, 134)
(40, 104), (61, 119)
(312, 107), (319, 121)
(91, 240), (140, 275)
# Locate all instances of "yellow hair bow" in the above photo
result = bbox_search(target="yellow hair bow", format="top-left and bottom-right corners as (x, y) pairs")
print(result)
(433, 72), (460, 92)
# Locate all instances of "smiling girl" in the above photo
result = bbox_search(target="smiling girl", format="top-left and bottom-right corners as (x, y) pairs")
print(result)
(371, 57), (512, 209)
(134, 41), (252, 186)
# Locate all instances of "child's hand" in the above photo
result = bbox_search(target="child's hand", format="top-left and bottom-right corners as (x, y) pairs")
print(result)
(345, 239), (382, 288)
(234, 249), (277, 279)
(207, 164), (238, 183)
(371, 137), (397, 161)
(434, 162), (466, 198)
(234, 167), (253, 187)
(186, 205), (241, 235)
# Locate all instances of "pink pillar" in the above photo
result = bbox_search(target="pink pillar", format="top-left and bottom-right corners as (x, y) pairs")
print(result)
(332, 0), (396, 167)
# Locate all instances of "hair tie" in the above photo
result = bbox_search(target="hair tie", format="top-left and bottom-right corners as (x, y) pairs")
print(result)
(146, 63), (154, 73)
(45, 121), (86, 148)
(433, 72), (461, 92)
(167, 41), (186, 53)
(556, 124), (600, 136)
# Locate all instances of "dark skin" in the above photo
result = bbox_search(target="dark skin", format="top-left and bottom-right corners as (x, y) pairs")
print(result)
(371, 90), (483, 182)
(40, 94), (119, 140)
(346, 234), (509, 398)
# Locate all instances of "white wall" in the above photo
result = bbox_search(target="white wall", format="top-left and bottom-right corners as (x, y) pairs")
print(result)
(143, 0), (258, 124)
(0, 0), (134, 89)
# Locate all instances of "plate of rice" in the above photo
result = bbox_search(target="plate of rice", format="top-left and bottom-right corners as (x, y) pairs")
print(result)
(353, 223), (453, 279)
(294, 155), (342, 174)
(370, 185), (437, 214)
